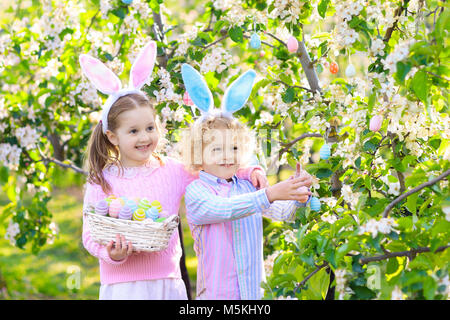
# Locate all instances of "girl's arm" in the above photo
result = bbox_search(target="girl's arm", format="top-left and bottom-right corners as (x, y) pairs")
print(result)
(175, 157), (265, 194)
(185, 181), (270, 225)
(82, 183), (128, 265)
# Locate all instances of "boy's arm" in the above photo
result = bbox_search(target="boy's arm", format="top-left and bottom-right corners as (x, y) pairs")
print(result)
(262, 196), (312, 222)
(185, 181), (270, 225)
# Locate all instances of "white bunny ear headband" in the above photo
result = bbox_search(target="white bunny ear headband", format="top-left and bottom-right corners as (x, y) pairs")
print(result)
(180, 63), (256, 123)
(79, 41), (157, 134)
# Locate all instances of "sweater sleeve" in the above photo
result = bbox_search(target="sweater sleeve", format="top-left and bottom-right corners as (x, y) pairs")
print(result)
(185, 180), (270, 225)
(82, 182), (128, 265)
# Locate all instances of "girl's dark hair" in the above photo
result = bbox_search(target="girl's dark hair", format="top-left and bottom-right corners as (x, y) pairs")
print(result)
(84, 93), (161, 194)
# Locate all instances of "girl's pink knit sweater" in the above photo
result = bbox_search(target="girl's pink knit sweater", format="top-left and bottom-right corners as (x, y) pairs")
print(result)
(82, 156), (256, 285)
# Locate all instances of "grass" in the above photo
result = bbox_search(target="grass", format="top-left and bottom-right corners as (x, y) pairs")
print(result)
(0, 186), (199, 299)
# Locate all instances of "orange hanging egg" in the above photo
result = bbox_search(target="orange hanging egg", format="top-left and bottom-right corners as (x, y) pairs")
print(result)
(330, 62), (339, 74)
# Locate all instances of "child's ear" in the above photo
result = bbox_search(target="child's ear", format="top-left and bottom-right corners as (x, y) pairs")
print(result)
(105, 130), (119, 147)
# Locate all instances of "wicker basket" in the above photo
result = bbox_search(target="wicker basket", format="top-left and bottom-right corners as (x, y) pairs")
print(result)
(83, 205), (179, 252)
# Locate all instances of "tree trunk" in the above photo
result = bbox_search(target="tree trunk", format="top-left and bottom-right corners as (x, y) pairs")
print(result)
(178, 223), (192, 299)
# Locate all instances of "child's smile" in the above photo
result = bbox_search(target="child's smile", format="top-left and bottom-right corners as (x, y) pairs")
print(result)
(106, 107), (159, 167)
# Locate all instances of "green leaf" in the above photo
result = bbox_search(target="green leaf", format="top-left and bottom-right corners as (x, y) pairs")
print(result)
(317, 0), (330, 18)
(405, 193), (418, 219)
(387, 257), (399, 275)
(282, 87), (295, 103)
(410, 70), (428, 103)
(395, 61), (412, 84)
(228, 26), (243, 43)
(111, 7), (126, 19)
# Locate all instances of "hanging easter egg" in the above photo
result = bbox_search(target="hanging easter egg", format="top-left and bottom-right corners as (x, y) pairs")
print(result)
(345, 64), (356, 77)
(250, 33), (261, 49)
(330, 62), (339, 74)
(121, 0), (133, 5)
(146, 207), (160, 221)
(183, 91), (194, 106)
(109, 199), (122, 218)
(320, 144), (331, 160)
(259, 50), (265, 57)
(95, 199), (109, 216)
(133, 208), (146, 221)
(119, 205), (133, 220)
(151, 200), (163, 213)
(287, 36), (298, 53)
(310, 197), (321, 212)
(369, 115), (383, 132)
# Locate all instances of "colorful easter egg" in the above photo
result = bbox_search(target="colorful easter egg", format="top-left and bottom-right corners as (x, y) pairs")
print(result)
(345, 64), (356, 77)
(155, 217), (166, 222)
(121, 0), (133, 4)
(138, 198), (151, 211)
(146, 207), (159, 221)
(125, 199), (138, 213)
(95, 199), (109, 216)
(330, 62), (339, 74)
(119, 205), (133, 220)
(250, 33), (261, 49)
(109, 199), (122, 218)
(287, 36), (298, 53)
(369, 115), (383, 132)
(105, 194), (117, 205)
(151, 200), (163, 213)
(133, 208), (146, 221)
(310, 197), (321, 212)
(320, 144), (331, 160)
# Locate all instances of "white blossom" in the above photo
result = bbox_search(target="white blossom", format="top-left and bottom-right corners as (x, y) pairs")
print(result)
(5, 221), (20, 246)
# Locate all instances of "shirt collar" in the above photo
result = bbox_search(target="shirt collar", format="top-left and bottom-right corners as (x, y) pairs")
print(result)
(199, 170), (238, 186)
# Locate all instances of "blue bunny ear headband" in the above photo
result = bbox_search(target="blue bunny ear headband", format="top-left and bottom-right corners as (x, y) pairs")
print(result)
(180, 63), (256, 123)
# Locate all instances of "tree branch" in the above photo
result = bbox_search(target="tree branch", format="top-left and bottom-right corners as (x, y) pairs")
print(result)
(279, 133), (323, 156)
(294, 262), (328, 293)
(41, 157), (88, 176)
(383, 1), (409, 43)
(382, 168), (450, 218)
(360, 245), (450, 264)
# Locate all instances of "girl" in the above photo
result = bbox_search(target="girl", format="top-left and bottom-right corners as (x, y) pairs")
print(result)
(179, 64), (313, 300)
(80, 41), (267, 300)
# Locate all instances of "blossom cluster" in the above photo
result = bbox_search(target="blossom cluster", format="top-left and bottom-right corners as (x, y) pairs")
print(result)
(200, 46), (234, 74)
(358, 217), (398, 238)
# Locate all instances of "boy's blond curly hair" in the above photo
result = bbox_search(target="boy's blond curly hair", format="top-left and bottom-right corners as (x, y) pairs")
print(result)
(179, 114), (256, 173)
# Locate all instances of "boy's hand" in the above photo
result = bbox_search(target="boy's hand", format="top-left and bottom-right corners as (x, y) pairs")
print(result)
(265, 176), (312, 203)
(295, 163), (313, 188)
(250, 168), (269, 189)
(106, 234), (133, 261)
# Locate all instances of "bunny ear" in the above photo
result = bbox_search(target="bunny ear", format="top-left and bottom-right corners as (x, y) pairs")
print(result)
(79, 54), (122, 95)
(221, 70), (256, 113)
(181, 64), (213, 113)
(129, 41), (157, 90)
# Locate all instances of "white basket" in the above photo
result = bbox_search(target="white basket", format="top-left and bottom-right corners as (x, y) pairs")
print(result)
(83, 206), (179, 252)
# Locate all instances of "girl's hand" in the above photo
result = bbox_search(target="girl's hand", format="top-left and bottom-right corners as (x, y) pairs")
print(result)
(250, 168), (269, 189)
(265, 176), (312, 203)
(106, 234), (133, 261)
